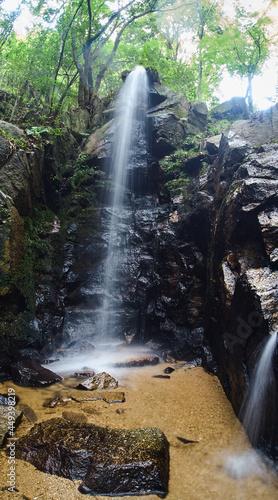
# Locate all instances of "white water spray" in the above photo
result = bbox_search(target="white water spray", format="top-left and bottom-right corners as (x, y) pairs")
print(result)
(225, 331), (277, 479)
(242, 331), (277, 449)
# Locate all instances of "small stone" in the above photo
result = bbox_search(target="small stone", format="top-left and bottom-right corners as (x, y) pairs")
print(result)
(74, 371), (95, 378)
(43, 397), (65, 408)
(164, 367), (175, 374)
(71, 391), (125, 403)
(0, 394), (19, 406)
(62, 411), (87, 423)
(164, 354), (176, 363)
(18, 404), (37, 423)
(177, 436), (198, 444)
(0, 406), (23, 447)
(76, 372), (118, 390)
(113, 356), (160, 368)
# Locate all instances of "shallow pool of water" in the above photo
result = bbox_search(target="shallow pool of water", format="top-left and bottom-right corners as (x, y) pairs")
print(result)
(0, 359), (277, 499)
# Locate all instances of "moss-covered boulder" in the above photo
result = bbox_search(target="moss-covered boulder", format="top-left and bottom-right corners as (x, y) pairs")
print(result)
(147, 84), (208, 158)
(0, 120), (25, 139)
(61, 108), (90, 140)
(210, 97), (248, 121)
(15, 417), (170, 496)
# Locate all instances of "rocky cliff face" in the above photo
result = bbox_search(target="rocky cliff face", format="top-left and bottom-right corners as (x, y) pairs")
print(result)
(0, 79), (277, 457)
(81, 88), (278, 458)
(65, 80), (211, 360)
(0, 122), (79, 372)
(203, 109), (278, 458)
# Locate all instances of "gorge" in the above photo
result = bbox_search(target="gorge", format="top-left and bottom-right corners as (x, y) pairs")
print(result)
(0, 66), (278, 497)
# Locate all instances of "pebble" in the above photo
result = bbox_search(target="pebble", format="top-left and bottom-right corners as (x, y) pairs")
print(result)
(164, 367), (175, 374)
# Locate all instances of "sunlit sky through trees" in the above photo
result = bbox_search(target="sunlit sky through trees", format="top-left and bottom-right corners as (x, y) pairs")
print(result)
(219, 0), (278, 109)
(2, 0), (278, 109)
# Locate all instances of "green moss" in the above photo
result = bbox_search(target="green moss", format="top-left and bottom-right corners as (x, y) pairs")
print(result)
(0, 205), (10, 221)
(207, 118), (232, 136)
(160, 137), (207, 197)
(164, 177), (192, 197)
(12, 208), (56, 311)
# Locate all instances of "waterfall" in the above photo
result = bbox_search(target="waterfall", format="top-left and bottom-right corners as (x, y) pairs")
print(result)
(225, 331), (277, 479)
(99, 66), (149, 340)
(241, 331), (277, 454)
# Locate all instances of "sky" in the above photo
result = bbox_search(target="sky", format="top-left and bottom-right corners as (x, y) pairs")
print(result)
(218, 63), (277, 110)
(2, 0), (278, 110)
(219, 0), (278, 109)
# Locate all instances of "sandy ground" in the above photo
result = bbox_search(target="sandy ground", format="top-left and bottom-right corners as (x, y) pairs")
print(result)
(0, 362), (277, 500)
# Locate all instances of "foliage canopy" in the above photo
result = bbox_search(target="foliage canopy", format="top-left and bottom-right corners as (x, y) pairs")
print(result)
(0, 0), (277, 124)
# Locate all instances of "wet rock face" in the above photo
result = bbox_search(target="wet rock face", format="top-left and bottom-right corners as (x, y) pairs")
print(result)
(147, 86), (208, 158)
(64, 81), (210, 360)
(0, 123), (78, 374)
(203, 112), (278, 438)
(15, 418), (170, 497)
(62, 194), (208, 359)
(0, 147), (44, 216)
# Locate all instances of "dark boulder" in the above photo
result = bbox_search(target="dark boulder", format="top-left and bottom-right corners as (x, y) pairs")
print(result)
(11, 357), (63, 386)
(14, 417), (170, 497)
(218, 104), (278, 173)
(147, 87), (208, 158)
(148, 110), (187, 158)
(206, 134), (221, 155)
(210, 97), (248, 121)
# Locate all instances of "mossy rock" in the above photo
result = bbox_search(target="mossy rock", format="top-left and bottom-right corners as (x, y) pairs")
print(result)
(14, 417), (169, 496)
(0, 120), (25, 139)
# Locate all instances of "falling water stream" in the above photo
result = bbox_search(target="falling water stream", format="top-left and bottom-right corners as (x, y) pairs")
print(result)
(54, 66), (151, 372)
(98, 65), (149, 341)
(242, 331), (277, 451)
(225, 331), (278, 479)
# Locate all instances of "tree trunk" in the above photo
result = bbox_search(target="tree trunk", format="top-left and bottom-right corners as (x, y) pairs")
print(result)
(198, 59), (202, 102)
(246, 75), (253, 113)
(72, 34), (87, 108)
(197, 0), (203, 103)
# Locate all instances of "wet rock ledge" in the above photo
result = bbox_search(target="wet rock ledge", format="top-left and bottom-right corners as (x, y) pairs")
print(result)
(14, 417), (170, 497)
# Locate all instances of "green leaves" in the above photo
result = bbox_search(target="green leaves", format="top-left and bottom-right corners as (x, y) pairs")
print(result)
(0, 0), (277, 121)
(220, 3), (275, 111)
(26, 126), (50, 136)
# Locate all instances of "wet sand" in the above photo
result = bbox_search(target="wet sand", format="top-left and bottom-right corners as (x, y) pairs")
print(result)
(0, 362), (277, 499)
